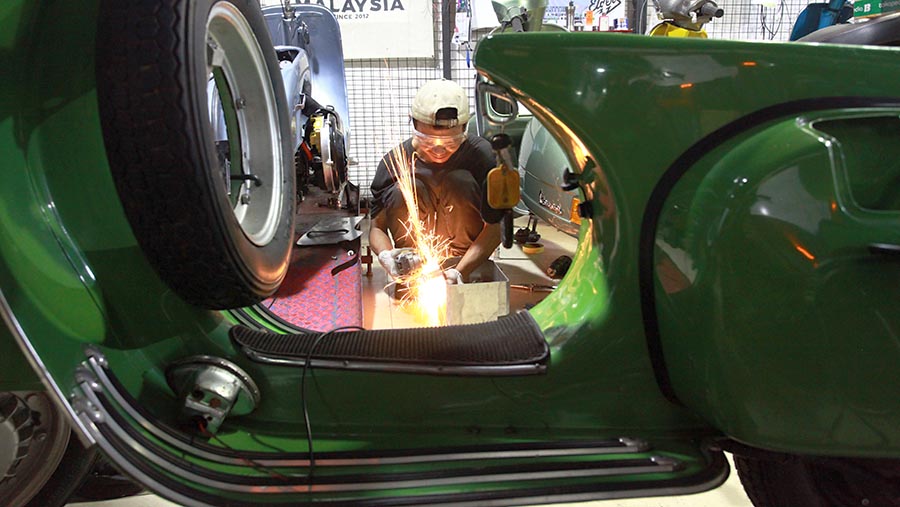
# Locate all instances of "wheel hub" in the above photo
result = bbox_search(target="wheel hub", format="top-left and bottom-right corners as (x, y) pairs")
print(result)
(0, 393), (33, 482)
(0, 392), (71, 507)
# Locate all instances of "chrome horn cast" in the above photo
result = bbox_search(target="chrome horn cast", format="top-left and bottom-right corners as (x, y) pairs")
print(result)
(165, 356), (261, 433)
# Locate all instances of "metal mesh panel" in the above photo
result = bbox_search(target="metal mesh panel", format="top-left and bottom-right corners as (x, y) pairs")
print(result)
(284, 0), (817, 197)
(345, 0), (482, 197)
(644, 0), (810, 41)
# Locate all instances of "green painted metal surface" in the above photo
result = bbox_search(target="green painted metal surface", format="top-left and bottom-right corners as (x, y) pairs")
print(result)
(656, 111), (900, 455)
(0, 5), (898, 505)
(475, 32), (900, 455)
(1, 0), (701, 444)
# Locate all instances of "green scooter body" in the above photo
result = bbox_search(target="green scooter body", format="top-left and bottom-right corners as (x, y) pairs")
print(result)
(1, 2), (898, 505)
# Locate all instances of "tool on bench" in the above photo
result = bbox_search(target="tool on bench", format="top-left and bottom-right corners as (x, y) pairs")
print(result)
(510, 283), (557, 293)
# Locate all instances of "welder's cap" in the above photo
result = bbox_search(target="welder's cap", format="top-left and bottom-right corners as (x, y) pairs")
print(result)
(410, 79), (470, 128)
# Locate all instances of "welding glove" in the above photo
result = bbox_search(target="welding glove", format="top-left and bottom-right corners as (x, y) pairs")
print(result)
(443, 268), (464, 285)
(377, 250), (402, 280)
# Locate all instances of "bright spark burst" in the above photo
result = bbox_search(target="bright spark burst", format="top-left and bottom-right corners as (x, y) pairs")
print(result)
(384, 145), (451, 326)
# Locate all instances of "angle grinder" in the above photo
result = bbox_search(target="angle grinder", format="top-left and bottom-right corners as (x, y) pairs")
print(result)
(394, 249), (423, 277)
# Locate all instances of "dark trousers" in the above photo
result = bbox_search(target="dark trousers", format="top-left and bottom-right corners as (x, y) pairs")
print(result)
(382, 169), (483, 257)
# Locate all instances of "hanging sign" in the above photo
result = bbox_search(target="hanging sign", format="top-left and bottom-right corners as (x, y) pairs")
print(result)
(543, 0), (628, 30)
(297, 0), (434, 59)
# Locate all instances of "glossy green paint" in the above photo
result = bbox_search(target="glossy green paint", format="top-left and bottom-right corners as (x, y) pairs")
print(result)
(656, 111), (900, 456)
(1, 0), (702, 444)
(0, 9), (898, 504)
(0, 324), (41, 390)
(475, 33), (900, 455)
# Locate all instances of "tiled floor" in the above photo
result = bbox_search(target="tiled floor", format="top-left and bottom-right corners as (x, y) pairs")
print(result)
(66, 214), (753, 507)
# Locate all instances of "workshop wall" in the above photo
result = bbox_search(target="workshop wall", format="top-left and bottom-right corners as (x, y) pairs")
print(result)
(643, 0), (810, 40)
(336, 0), (821, 198)
(345, 0), (478, 199)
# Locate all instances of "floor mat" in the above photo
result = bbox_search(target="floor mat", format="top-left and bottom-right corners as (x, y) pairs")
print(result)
(263, 240), (362, 332)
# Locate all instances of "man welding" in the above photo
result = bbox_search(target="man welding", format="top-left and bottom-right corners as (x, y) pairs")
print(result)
(369, 79), (503, 285)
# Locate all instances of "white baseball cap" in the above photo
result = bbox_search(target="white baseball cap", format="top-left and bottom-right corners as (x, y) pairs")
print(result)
(410, 79), (470, 127)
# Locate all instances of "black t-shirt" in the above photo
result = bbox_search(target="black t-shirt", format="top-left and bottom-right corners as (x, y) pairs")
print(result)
(370, 135), (504, 224)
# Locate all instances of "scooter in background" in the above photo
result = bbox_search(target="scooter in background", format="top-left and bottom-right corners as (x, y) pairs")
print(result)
(648, 0), (724, 37)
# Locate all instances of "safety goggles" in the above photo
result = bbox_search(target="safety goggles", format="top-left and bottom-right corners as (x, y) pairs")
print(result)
(413, 129), (466, 160)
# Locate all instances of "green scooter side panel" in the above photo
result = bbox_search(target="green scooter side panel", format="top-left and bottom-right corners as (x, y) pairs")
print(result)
(1, 0), (702, 441)
(0, 6), (729, 503)
(656, 112), (900, 456)
(0, 325), (41, 390)
(475, 33), (900, 455)
(0, 10), (897, 506)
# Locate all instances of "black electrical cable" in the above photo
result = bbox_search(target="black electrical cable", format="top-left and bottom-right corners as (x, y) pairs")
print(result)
(197, 419), (301, 481)
(300, 325), (365, 482)
(760, 0), (786, 40)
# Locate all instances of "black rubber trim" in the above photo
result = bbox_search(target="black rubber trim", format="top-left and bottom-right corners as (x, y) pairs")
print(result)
(230, 305), (316, 334)
(639, 96), (900, 404)
(94, 415), (729, 507)
(227, 308), (265, 330)
(231, 310), (549, 372)
(99, 361), (628, 463)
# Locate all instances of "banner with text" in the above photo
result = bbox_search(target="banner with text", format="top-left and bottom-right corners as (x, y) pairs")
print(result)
(543, 0), (627, 27)
(299, 0), (434, 59)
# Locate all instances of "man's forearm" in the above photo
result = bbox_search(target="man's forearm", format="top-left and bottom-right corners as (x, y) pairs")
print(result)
(368, 215), (394, 255)
(454, 222), (501, 280)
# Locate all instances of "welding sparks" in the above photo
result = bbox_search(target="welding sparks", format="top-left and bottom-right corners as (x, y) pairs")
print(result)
(384, 145), (451, 326)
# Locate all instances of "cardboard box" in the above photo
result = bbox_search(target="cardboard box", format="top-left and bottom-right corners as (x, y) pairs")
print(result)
(444, 259), (509, 325)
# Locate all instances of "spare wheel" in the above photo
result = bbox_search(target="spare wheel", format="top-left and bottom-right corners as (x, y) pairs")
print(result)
(96, 0), (295, 309)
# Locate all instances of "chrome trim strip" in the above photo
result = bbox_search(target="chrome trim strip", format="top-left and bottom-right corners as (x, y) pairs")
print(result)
(77, 379), (680, 494)
(310, 461), (680, 494)
(442, 457), (730, 507)
(85, 355), (255, 466)
(0, 288), (95, 446)
(77, 380), (291, 494)
(74, 409), (208, 507)
(240, 347), (547, 376)
(85, 356), (646, 467)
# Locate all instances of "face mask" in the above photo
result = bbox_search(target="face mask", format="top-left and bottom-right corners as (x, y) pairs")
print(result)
(414, 129), (466, 163)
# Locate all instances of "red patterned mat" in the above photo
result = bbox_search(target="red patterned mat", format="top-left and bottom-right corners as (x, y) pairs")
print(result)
(263, 241), (362, 331)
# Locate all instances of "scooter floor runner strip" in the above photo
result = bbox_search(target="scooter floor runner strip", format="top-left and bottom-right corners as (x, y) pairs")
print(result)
(230, 310), (549, 375)
(84, 405), (728, 507)
(75, 356), (729, 506)
(86, 352), (637, 466)
(91, 399), (681, 492)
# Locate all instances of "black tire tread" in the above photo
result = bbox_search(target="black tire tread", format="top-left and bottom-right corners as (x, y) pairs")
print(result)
(96, 0), (289, 309)
(23, 431), (99, 507)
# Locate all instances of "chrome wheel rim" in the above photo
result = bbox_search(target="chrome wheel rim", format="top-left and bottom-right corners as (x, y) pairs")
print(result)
(206, 2), (284, 246)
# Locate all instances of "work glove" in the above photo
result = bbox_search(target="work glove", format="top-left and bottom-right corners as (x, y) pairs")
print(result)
(377, 250), (402, 279)
(443, 268), (464, 285)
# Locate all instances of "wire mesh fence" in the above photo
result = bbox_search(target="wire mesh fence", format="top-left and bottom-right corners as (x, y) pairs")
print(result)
(273, 0), (816, 196)
(644, 0), (810, 40)
(345, 0), (482, 197)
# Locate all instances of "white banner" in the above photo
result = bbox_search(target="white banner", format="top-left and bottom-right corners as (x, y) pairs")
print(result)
(298, 0), (434, 59)
(543, 0), (628, 28)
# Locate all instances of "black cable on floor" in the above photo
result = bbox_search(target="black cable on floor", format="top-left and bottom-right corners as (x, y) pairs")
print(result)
(301, 325), (365, 482)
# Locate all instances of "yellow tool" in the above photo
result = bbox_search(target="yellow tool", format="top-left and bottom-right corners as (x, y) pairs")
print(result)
(522, 242), (544, 255)
(487, 134), (521, 209)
